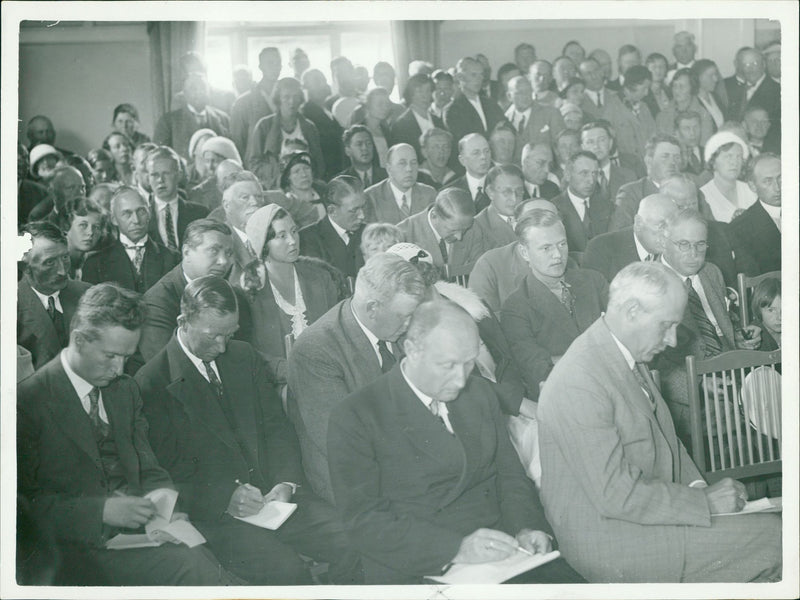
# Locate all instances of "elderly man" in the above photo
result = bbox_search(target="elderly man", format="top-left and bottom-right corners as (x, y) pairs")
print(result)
(552, 56), (578, 94)
(301, 69), (346, 179)
(727, 153), (780, 276)
(363, 143), (435, 224)
(500, 209), (608, 400)
(447, 133), (493, 212)
(328, 300), (584, 584)
(82, 186), (179, 293)
(580, 120), (638, 202)
(417, 128), (457, 190)
(230, 47), (281, 156)
(444, 56), (505, 142)
(472, 165), (525, 251)
(288, 253), (426, 504)
(27, 165), (87, 224)
(187, 137), (242, 210)
(665, 31), (697, 84)
(577, 58), (610, 120)
(504, 75), (565, 156)
(135, 276), (361, 584)
(520, 143), (559, 200)
(604, 65), (657, 157)
(538, 261), (781, 583)
(398, 187), (484, 270)
(196, 158), (245, 222)
(654, 210), (761, 443)
(611, 133), (683, 230)
(529, 60), (559, 106)
(26, 115), (74, 156)
(742, 106), (777, 155)
(551, 150), (614, 252)
(18, 283), (234, 585)
(18, 222), (91, 370)
(300, 175), (367, 278)
(583, 193), (678, 282)
(338, 124), (387, 188)
(146, 147), (209, 251)
(219, 171), (265, 283)
(154, 72), (230, 159)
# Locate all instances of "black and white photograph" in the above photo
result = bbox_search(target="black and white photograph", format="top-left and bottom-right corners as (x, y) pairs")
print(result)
(2, 2), (797, 599)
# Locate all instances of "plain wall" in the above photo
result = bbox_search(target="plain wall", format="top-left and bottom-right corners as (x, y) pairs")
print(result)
(18, 23), (153, 156)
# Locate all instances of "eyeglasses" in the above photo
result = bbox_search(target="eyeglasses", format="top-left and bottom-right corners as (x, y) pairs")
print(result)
(669, 239), (708, 253)
(409, 249), (429, 264)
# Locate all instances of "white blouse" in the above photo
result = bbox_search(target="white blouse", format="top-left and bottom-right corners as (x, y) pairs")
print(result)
(269, 265), (309, 339)
(700, 179), (757, 223)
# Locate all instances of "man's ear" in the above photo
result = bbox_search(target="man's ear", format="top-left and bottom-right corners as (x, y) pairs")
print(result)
(364, 299), (380, 322)
(516, 241), (529, 263)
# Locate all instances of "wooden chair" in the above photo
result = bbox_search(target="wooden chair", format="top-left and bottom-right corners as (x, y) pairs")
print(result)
(444, 262), (474, 287)
(686, 349), (781, 484)
(737, 271), (781, 327)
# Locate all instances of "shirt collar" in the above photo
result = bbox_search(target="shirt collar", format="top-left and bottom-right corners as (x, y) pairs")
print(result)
(60, 349), (95, 400)
(747, 74), (766, 90)
(177, 328), (218, 380)
(400, 358), (438, 408)
(388, 179), (411, 203)
(567, 187), (589, 205)
(465, 172), (486, 197)
(186, 104), (208, 118)
(154, 196), (179, 209)
(30, 284), (62, 312)
(232, 226), (249, 245)
(606, 320), (637, 370)
(632, 230), (650, 261)
(601, 162), (611, 180)
(120, 232), (148, 247)
(760, 201), (781, 220)
(427, 208), (443, 243)
(350, 301), (381, 349)
(660, 255), (695, 284)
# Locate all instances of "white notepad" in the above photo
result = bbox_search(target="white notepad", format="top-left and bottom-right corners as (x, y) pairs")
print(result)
(426, 550), (560, 584)
(234, 501), (297, 530)
(715, 496), (782, 517)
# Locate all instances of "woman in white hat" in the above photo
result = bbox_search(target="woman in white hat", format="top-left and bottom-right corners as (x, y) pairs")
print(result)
(241, 203), (342, 369)
(29, 144), (63, 184)
(700, 131), (757, 222)
(186, 127), (217, 186)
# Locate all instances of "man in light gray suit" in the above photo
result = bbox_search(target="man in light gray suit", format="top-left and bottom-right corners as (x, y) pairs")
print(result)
(471, 164), (525, 252)
(287, 253), (426, 504)
(363, 144), (436, 225)
(538, 261), (781, 583)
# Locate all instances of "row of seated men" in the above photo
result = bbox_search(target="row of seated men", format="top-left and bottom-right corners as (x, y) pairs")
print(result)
(17, 182), (781, 585)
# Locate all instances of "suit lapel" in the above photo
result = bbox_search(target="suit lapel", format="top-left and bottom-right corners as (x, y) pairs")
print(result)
(216, 351), (261, 472)
(525, 274), (580, 337)
(19, 277), (59, 344)
(699, 267), (735, 347)
(176, 200), (190, 245)
(106, 240), (137, 289)
(148, 201), (161, 244)
(340, 299), (383, 373)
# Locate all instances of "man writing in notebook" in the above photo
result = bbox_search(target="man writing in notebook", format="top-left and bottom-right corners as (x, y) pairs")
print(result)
(327, 300), (583, 584)
(135, 275), (361, 585)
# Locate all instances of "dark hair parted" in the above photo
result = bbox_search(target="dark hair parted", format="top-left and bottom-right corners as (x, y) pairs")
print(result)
(71, 283), (147, 340)
(324, 175), (363, 209)
(183, 219), (232, 252)
(180, 275), (238, 323)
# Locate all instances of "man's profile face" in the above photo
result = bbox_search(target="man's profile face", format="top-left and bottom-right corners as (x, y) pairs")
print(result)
(628, 288), (685, 363)
(459, 136), (491, 177)
(519, 222), (569, 281)
(180, 309), (239, 363)
(488, 173), (524, 217)
(748, 157), (781, 207)
(74, 325), (141, 388)
(435, 213), (474, 244)
(330, 192), (367, 232)
(421, 135), (451, 169)
(386, 146), (419, 191)
(580, 127), (612, 163)
(224, 181), (264, 231)
(368, 293), (421, 342)
(345, 131), (375, 167)
(508, 77), (534, 112)
(567, 156), (599, 198)
(148, 157), (180, 200)
(522, 147), (552, 185)
(529, 62), (552, 93)
(28, 118), (55, 147)
(458, 61), (484, 95)
(663, 219), (708, 277)
(26, 237), (71, 295)
(183, 231), (234, 279)
(405, 323), (479, 402)
(646, 142), (682, 182)
(112, 190), (150, 242)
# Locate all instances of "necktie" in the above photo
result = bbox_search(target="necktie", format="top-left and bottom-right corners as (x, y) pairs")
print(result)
(377, 340), (396, 373)
(163, 203), (178, 251)
(582, 199), (591, 226)
(400, 194), (410, 216)
(645, 253), (655, 262)
(438, 237), (449, 264)
(517, 115), (526, 134)
(47, 296), (68, 347)
(559, 281), (575, 317)
(125, 244), (145, 275)
(685, 278), (723, 357)
(47, 295), (56, 320)
(632, 364), (655, 409)
(363, 171), (371, 188)
(475, 186), (489, 211)
(530, 184), (539, 198)
(429, 399), (453, 434)
(203, 361), (224, 402)
(597, 91), (603, 108)
(597, 169), (608, 197)
(87, 387), (110, 437)
(507, 216), (517, 231)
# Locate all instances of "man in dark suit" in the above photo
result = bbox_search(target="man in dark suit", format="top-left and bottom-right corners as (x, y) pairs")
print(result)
(389, 73), (445, 160)
(17, 143), (50, 226)
(18, 222), (90, 370)
(219, 171), (264, 284)
(26, 165), (87, 225)
(610, 133), (683, 230)
(446, 133), (493, 212)
(135, 276), (361, 584)
(580, 120), (637, 203)
(337, 124), (387, 188)
(300, 175), (366, 278)
(154, 73), (230, 159)
(472, 164), (524, 251)
(146, 146), (210, 251)
(301, 69), (346, 179)
(551, 150), (614, 252)
(17, 283), (233, 585)
(500, 209), (608, 400)
(520, 143), (560, 199)
(229, 47), (280, 157)
(364, 144), (436, 224)
(83, 186), (180, 293)
(288, 253), (426, 504)
(327, 300), (584, 584)
(444, 57), (505, 143)
(418, 128), (458, 190)
(728, 153), (780, 276)
(583, 193), (678, 282)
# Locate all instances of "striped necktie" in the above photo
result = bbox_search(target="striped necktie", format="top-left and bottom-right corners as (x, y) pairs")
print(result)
(163, 203), (178, 251)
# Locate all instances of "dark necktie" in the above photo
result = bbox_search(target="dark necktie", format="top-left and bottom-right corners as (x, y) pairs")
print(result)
(163, 203), (178, 251)
(87, 386), (110, 437)
(596, 91), (603, 108)
(475, 185), (489, 211)
(438, 237), (449, 264)
(203, 360), (224, 402)
(597, 169), (608, 197)
(685, 278), (723, 357)
(47, 296), (68, 347)
(517, 115), (526, 134)
(400, 194), (410, 217)
(632, 363), (656, 409)
(559, 281), (575, 317)
(581, 198), (591, 227)
(429, 399), (453, 434)
(377, 340), (396, 373)
(363, 170), (371, 188)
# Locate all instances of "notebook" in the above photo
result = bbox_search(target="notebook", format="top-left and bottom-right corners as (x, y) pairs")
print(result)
(234, 501), (298, 530)
(426, 550), (560, 584)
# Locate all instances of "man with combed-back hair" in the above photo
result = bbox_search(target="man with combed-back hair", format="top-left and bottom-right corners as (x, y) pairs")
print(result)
(218, 170), (265, 283)
(288, 253), (426, 504)
(18, 283), (236, 585)
(538, 262), (781, 583)
(471, 164), (526, 251)
(444, 56), (506, 143)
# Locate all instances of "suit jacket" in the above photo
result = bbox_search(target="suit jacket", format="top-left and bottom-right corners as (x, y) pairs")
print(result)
(135, 337), (302, 522)
(445, 175), (491, 212)
(17, 276), (90, 370)
(610, 176), (659, 231)
(523, 179), (560, 200)
(245, 113), (325, 177)
(551, 190), (615, 252)
(505, 103), (565, 162)
(153, 105), (230, 159)
(327, 365), (551, 583)
(443, 92), (506, 143)
(397, 207), (485, 270)
(388, 108), (445, 160)
(18, 355), (173, 546)
(471, 205), (516, 251)
(467, 241), (531, 313)
(301, 101), (346, 179)
(602, 91), (657, 157)
(500, 269), (608, 399)
(229, 85), (274, 158)
(19, 179), (50, 226)
(187, 176), (221, 211)
(300, 217), (364, 278)
(655, 97), (715, 146)
(337, 164), (388, 189)
(81, 237), (180, 294)
(727, 201), (781, 276)
(364, 179), (436, 225)
(723, 75), (781, 148)
(538, 318), (709, 582)
(581, 226), (641, 282)
(286, 298), (386, 504)
(605, 163), (638, 203)
(147, 198), (210, 249)
(227, 223), (254, 286)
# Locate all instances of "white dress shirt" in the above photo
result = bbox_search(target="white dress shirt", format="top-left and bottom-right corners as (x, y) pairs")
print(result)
(350, 302), (385, 365)
(31, 286), (63, 313)
(661, 258), (723, 337)
(389, 180), (413, 213)
(177, 328), (221, 383)
(505, 105), (531, 131)
(427, 209), (450, 257)
(153, 196), (179, 246)
(411, 109), (434, 135)
(465, 172), (487, 201)
(328, 216), (350, 245)
(633, 231), (653, 261)
(586, 89), (605, 108)
(119, 233), (148, 263)
(746, 74), (767, 102)
(466, 95), (487, 130)
(61, 350), (108, 423)
(400, 359), (455, 434)
(567, 188), (590, 221)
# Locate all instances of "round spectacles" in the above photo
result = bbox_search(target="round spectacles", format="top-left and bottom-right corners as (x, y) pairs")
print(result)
(669, 239), (708, 253)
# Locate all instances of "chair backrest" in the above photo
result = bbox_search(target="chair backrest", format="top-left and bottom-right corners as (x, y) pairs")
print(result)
(686, 349), (781, 484)
(737, 271), (781, 327)
(444, 262), (474, 287)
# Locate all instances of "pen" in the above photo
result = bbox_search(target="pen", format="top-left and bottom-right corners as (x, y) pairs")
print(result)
(234, 479), (260, 492)
(516, 545), (534, 557)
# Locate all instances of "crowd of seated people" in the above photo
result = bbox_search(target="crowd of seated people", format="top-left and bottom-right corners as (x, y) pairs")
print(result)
(16, 32), (783, 587)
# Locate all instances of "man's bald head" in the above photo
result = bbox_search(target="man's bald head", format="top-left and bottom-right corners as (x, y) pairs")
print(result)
(214, 159), (245, 192)
(634, 193), (679, 255)
(50, 166), (86, 211)
(660, 174), (698, 211)
(27, 115), (56, 147)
